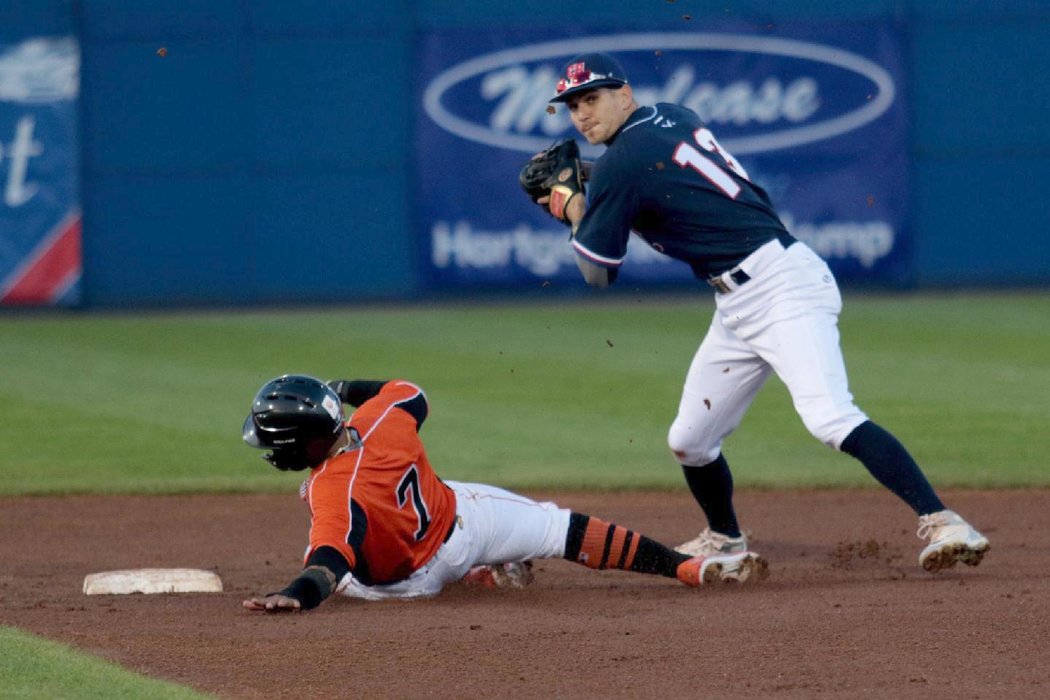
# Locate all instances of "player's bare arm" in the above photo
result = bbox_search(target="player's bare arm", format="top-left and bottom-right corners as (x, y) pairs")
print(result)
(557, 179), (613, 287)
(574, 257), (614, 288)
(519, 139), (609, 286)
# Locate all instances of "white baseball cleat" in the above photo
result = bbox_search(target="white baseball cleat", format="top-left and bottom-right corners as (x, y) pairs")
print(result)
(677, 550), (769, 586)
(675, 528), (757, 581)
(917, 510), (990, 572)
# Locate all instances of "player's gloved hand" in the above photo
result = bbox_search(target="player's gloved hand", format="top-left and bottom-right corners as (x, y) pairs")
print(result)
(519, 139), (586, 225)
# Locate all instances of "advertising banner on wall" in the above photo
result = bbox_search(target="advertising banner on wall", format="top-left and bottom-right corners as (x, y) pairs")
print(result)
(416, 23), (909, 290)
(0, 37), (81, 307)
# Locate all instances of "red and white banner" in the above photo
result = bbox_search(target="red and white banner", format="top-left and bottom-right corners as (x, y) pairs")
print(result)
(1, 209), (81, 304)
(0, 37), (82, 307)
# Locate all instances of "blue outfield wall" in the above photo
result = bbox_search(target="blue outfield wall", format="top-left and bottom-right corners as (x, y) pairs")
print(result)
(1, 1), (1047, 308)
(75, 1), (416, 306)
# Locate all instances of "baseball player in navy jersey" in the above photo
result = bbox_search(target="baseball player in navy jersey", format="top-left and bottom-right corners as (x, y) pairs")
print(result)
(534, 52), (989, 576)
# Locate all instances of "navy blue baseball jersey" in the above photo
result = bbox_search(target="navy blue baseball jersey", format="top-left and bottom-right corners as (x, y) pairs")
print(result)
(572, 103), (795, 279)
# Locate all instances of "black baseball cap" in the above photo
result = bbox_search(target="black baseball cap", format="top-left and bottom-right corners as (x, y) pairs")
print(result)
(549, 52), (629, 103)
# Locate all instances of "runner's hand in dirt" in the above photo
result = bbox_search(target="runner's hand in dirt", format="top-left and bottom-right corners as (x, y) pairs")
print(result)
(242, 594), (301, 613)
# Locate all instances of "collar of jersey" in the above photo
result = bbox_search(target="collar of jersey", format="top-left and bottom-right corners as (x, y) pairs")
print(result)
(605, 105), (658, 145)
(336, 427), (363, 456)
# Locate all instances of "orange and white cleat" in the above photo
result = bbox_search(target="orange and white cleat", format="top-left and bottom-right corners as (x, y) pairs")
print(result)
(676, 551), (768, 586)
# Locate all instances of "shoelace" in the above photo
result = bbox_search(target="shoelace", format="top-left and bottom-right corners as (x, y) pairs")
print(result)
(694, 529), (719, 550)
(916, 513), (948, 540)
(695, 528), (739, 553)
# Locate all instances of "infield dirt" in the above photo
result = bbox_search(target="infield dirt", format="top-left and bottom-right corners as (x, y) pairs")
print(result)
(1, 489), (1047, 698)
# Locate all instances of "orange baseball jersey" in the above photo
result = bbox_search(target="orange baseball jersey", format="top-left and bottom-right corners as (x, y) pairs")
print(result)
(301, 380), (456, 585)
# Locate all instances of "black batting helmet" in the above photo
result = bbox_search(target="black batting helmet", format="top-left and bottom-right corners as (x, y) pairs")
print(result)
(242, 374), (345, 471)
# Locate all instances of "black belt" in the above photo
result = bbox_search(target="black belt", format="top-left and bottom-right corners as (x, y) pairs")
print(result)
(443, 516), (458, 543)
(707, 236), (796, 294)
(707, 268), (751, 294)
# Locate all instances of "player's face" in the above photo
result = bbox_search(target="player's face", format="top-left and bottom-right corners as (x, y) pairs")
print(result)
(565, 87), (634, 145)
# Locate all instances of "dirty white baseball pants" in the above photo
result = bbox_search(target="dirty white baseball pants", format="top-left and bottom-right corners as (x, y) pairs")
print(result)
(336, 481), (571, 600)
(667, 239), (869, 466)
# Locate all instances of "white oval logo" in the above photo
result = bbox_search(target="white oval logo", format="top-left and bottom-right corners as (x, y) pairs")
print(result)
(0, 37), (79, 104)
(423, 33), (895, 156)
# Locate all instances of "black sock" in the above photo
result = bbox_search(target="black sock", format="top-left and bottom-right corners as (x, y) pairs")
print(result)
(564, 512), (689, 578)
(681, 454), (741, 537)
(840, 420), (945, 515)
(630, 537), (691, 577)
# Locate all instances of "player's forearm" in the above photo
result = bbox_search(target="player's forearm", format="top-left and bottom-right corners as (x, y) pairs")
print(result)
(270, 545), (352, 610)
(575, 257), (617, 288)
(329, 380), (387, 406)
(569, 198), (617, 288)
(272, 565), (338, 610)
(565, 191), (586, 227)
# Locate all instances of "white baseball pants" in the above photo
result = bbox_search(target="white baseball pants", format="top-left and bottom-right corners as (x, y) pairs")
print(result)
(337, 481), (571, 600)
(668, 239), (869, 466)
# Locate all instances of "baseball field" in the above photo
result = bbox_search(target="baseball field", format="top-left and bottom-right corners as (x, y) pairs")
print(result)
(2, 291), (1049, 698)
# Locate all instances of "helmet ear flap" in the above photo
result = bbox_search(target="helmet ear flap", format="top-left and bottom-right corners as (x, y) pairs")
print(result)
(262, 449), (313, 472)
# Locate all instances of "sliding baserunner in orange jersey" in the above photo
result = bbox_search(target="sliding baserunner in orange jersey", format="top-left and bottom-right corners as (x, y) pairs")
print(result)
(241, 375), (767, 612)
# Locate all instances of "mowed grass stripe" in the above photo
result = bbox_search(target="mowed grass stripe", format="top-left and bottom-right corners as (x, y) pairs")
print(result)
(0, 292), (1046, 494)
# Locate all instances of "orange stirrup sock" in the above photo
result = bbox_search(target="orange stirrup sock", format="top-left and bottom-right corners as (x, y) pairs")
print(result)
(565, 514), (639, 571)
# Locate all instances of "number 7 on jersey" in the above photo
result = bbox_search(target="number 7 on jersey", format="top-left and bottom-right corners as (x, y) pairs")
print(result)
(396, 465), (432, 542)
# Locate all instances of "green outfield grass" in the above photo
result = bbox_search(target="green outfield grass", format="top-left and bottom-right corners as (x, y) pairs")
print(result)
(1, 291), (1047, 495)
(0, 625), (214, 699)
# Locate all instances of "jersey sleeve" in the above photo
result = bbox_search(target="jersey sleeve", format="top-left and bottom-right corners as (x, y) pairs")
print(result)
(571, 154), (638, 268)
(377, 380), (429, 429)
(305, 471), (360, 571)
(335, 379), (428, 430)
